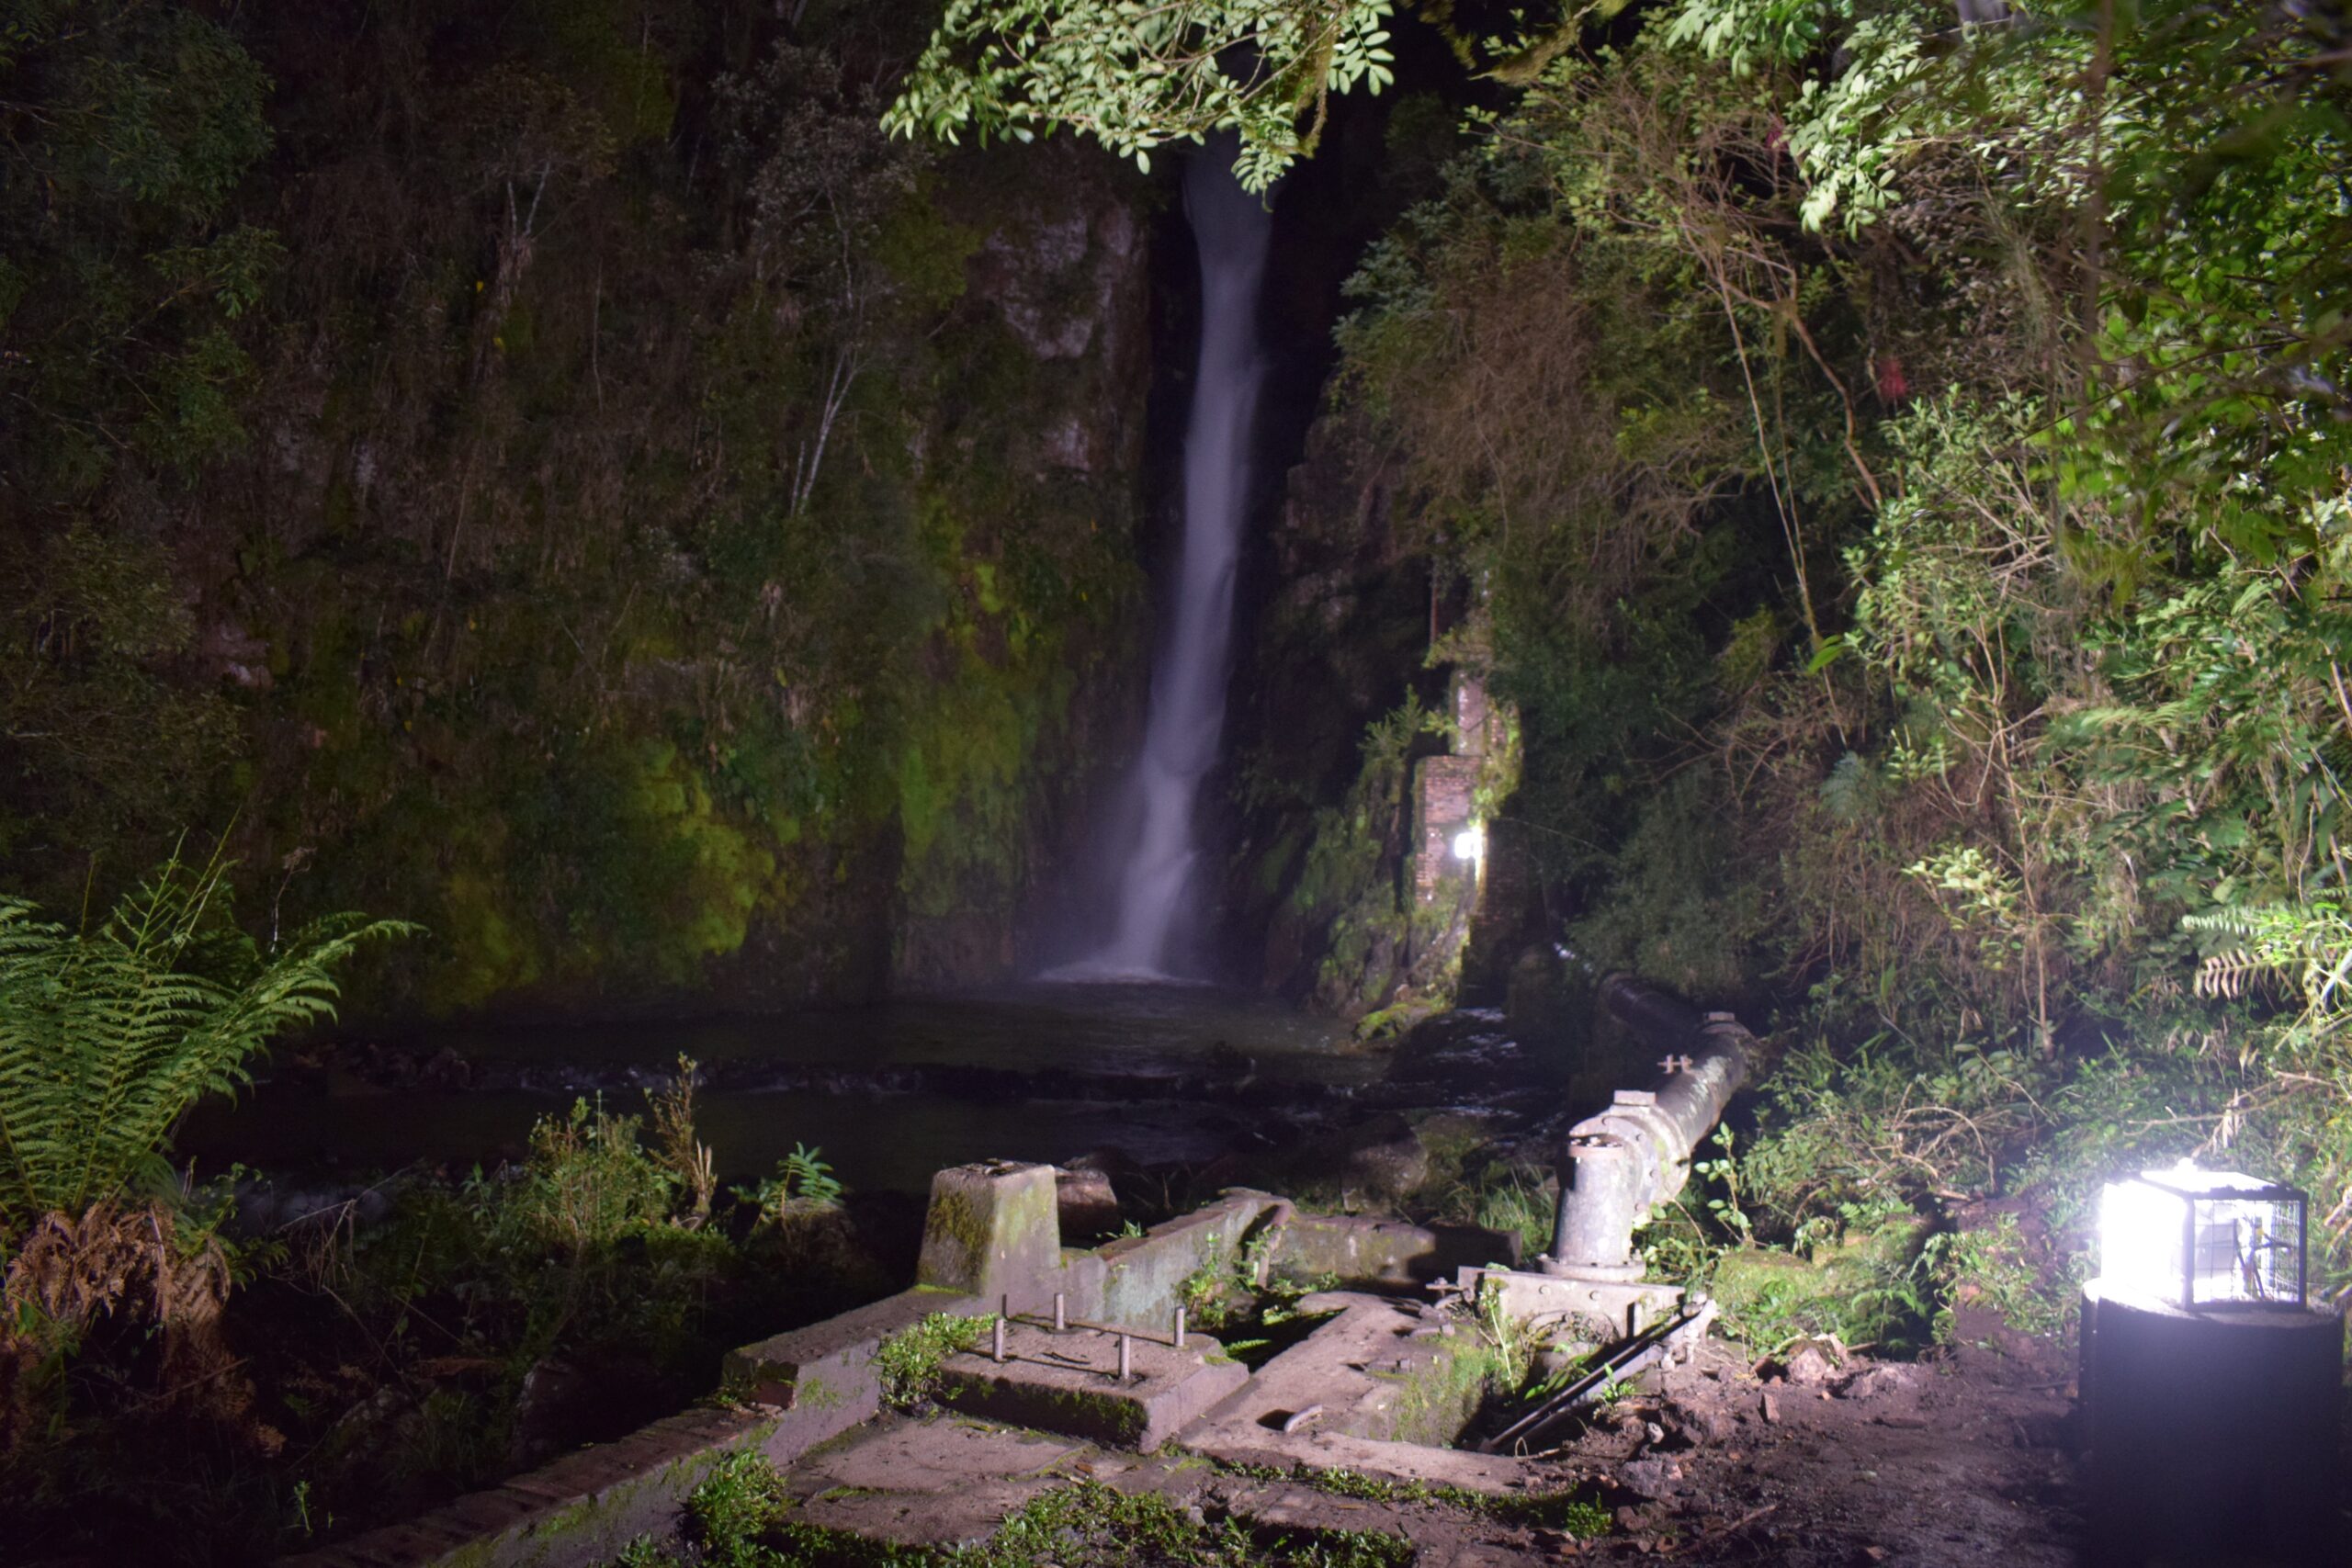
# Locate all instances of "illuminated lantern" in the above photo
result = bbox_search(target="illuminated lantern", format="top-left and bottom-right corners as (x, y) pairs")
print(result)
(2098, 1165), (2306, 1309)
(2082, 1164), (2341, 1566)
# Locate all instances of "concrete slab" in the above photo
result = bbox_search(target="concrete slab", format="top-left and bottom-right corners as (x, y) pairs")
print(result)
(1190, 1427), (1542, 1496)
(796, 1414), (1083, 1495)
(1187, 1290), (1476, 1447)
(1453, 1264), (1682, 1342)
(786, 1414), (1086, 1545)
(934, 1320), (1249, 1451)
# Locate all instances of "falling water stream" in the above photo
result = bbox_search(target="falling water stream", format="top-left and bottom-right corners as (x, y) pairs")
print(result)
(1057, 144), (1272, 981)
(189, 154), (1306, 1195)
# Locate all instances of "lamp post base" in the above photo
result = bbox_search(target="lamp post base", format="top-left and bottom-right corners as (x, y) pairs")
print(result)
(2079, 1281), (2343, 1566)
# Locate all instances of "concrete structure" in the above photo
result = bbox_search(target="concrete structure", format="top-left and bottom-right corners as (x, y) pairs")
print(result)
(280, 1160), (1603, 1568)
(934, 1319), (1247, 1451)
(1412, 755), (1482, 905)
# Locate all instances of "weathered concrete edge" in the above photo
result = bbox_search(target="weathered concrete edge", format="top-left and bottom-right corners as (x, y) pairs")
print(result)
(281, 1286), (982, 1568)
(275, 1184), (1458, 1566)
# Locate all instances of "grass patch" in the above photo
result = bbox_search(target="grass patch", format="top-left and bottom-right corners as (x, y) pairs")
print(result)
(872, 1314), (991, 1411)
(629, 1453), (1419, 1566)
(1216, 1461), (1611, 1538)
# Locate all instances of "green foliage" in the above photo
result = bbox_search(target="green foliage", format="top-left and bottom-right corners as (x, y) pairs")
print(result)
(659, 1456), (1428, 1568)
(887, 1), (1399, 190)
(1, 6), (1152, 1014)
(733, 1143), (848, 1227)
(0, 1046), (880, 1562)
(1925, 1213), (2076, 1346)
(871, 1313), (989, 1410)
(1314, 0), (2352, 1319)
(0, 0), (276, 493)
(0, 850), (410, 1232)
(685, 1448), (797, 1568)
(507, 1099), (679, 1253)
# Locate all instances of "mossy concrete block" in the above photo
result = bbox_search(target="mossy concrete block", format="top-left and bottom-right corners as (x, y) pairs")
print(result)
(933, 1322), (1248, 1451)
(724, 1285), (985, 1416)
(1184, 1290), (1483, 1448)
(1095, 1189), (1281, 1330)
(1276, 1213), (1521, 1285)
(916, 1160), (1062, 1303)
(276, 1405), (780, 1567)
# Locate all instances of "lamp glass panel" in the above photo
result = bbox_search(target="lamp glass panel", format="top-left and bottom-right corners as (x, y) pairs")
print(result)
(2099, 1169), (2304, 1308)
(2100, 1179), (2186, 1301)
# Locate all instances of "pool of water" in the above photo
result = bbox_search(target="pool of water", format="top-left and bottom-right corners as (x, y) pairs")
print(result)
(180, 984), (1369, 1194)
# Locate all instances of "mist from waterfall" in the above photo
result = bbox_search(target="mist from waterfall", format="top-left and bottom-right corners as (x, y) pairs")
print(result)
(1053, 145), (1271, 981)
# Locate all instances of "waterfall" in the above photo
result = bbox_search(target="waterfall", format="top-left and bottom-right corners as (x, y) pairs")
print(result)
(1057, 145), (1271, 981)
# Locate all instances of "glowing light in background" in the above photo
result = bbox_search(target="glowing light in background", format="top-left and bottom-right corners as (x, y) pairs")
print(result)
(2098, 1162), (2306, 1308)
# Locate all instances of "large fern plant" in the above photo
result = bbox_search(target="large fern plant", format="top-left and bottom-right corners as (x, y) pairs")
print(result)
(0, 850), (412, 1234)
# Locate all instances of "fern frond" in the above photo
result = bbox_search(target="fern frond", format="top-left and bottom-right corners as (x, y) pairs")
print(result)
(0, 856), (413, 1235)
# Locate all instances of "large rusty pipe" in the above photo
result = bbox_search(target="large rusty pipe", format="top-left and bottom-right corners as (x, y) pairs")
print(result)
(1538, 976), (1753, 1279)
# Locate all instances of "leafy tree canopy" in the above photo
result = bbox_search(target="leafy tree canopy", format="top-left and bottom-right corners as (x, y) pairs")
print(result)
(885, 0), (1401, 189)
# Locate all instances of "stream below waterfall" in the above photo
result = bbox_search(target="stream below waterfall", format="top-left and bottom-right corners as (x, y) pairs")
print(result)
(180, 986), (1374, 1196)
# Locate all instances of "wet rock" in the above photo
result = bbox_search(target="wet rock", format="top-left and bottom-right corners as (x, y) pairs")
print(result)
(418, 1046), (474, 1089)
(1055, 1166), (1123, 1242)
(1204, 1042), (1257, 1080)
(1340, 1115), (1430, 1200)
(507, 1356), (593, 1470)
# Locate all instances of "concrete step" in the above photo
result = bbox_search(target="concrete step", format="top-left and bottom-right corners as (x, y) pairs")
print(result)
(933, 1320), (1250, 1452)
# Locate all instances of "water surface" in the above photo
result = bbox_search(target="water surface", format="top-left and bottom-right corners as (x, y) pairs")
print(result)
(182, 984), (1363, 1194)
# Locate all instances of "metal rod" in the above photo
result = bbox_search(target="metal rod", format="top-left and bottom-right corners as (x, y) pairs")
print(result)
(1116, 1333), (1132, 1382)
(1003, 1311), (1183, 1346)
(991, 1314), (1006, 1364)
(1477, 1305), (1699, 1456)
(1173, 1306), (1186, 1349)
(1054, 1292), (1068, 1331)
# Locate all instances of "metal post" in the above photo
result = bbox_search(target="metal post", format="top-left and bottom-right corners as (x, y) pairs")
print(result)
(1116, 1332), (1132, 1382)
(992, 1314), (1006, 1363)
(1054, 1292), (1068, 1331)
(1173, 1306), (1186, 1349)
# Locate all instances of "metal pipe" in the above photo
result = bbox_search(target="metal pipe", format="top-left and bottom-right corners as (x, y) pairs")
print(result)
(1539, 977), (1752, 1277)
(1477, 1302), (1707, 1455)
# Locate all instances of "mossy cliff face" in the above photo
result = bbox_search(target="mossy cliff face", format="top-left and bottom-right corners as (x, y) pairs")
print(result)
(0, 6), (1153, 1014)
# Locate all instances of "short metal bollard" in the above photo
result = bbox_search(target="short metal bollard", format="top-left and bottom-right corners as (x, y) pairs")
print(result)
(1173, 1306), (1186, 1349)
(1116, 1332), (1132, 1383)
(1054, 1292), (1067, 1332)
(991, 1314), (1007, 1364)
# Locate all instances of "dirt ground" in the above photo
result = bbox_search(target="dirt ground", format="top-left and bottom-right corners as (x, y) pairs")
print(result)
(775, 1316), (2106, 1568)
(1529, 1328), (2085, 1566)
